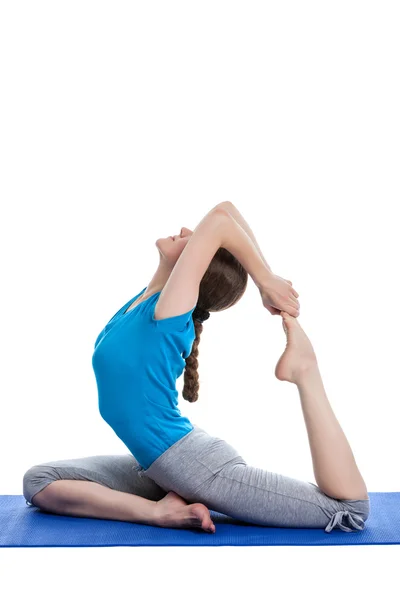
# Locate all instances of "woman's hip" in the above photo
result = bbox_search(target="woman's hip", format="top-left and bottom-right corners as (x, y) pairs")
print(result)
(138, 424), (245, 499)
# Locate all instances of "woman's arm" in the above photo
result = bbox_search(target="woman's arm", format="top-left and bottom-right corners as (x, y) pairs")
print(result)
(155, 206), (272, 321)
(217, 208), (271, 290)
(218, 208), (300, 317)
(154, 204), (299, 323)
(217, 201), (273, 273)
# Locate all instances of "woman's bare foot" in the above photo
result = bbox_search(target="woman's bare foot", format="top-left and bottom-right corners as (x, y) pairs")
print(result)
(154, 491), (216, 533)
(275, 312), (318, 384)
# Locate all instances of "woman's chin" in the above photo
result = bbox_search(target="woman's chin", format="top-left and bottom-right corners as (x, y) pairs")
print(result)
(155, 238), (166, 251)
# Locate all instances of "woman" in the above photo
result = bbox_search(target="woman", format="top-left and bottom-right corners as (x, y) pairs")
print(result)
(23, 201), (370, 534)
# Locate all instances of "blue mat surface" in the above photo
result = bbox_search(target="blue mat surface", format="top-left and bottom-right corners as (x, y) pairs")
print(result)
(1, 492), (399, 547)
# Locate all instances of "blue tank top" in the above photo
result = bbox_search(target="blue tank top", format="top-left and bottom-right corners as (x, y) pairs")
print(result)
(92, 287), (196, 469)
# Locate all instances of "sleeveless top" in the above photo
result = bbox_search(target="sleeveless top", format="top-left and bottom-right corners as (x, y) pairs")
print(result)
(92, 287), (196, 469)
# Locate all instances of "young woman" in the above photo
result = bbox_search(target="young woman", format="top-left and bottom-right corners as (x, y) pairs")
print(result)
(23, 202), (370, 534)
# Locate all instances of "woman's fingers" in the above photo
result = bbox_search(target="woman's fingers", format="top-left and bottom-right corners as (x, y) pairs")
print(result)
(287, 295), (300, 308)
(286, 299), (300, 315)
(284, 306), (298, 317)
(284, 279), (299, 298)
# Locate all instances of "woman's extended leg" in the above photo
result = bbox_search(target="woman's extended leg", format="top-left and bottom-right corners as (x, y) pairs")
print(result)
(138, 313), (370, 533)
(275, 311), (368, 501)
(22, 453), (215, 532)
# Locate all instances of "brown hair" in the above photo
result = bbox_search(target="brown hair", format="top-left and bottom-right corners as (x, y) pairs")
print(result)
(182, 247), (248, 402)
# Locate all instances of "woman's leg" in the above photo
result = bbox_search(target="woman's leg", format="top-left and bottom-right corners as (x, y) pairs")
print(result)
(139, 313), (370, 533)
(23, 453), (215, 532)
(32, 479), (159, 524)
(140, 428), (370, 533)
(275, 311), (368, 501)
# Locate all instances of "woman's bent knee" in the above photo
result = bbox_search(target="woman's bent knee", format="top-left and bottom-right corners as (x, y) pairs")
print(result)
(22, 465), (60, 506)
(354, 495), (371, 522)
(325, 494), (371, 533)
(341, 493), (370, 519)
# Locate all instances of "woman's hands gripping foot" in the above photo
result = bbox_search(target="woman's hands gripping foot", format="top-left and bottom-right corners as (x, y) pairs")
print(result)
(154, 491), (216, 533)
(275, 312), (318, 384)
(259, 273), (300, 317)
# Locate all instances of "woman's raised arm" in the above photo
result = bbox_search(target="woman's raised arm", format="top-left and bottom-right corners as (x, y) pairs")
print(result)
(216, 201), (273, 272)
(155, 203), (300, 322)
(217, 204), (300, 317)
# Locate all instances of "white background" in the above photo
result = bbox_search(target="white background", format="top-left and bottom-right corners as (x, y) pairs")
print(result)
(1, 1), (399, 598)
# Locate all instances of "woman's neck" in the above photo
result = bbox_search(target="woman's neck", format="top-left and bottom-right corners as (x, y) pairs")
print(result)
(142, 257), (173, 298)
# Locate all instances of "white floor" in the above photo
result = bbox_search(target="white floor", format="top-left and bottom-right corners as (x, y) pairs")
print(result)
(0, 546), (398, 599)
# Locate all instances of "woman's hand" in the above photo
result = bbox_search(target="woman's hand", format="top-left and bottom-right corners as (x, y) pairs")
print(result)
(259, 273), (300, 317)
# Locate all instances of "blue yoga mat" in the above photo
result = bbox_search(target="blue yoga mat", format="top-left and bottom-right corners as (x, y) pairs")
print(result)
(1, 492), (399, 547)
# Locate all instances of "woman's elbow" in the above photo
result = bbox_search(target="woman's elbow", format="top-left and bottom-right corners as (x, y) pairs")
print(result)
(215, 200), (235, 211)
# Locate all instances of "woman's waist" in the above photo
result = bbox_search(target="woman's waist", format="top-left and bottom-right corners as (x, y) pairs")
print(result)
(97, 388), (180, 415)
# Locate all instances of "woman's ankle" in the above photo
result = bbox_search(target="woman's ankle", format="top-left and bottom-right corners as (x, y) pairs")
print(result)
(295, 362), (320, 388)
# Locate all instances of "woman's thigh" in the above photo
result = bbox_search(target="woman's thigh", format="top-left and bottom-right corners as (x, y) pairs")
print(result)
(23, 453), (167, 506)
(191, 462), (370, 533)
(140, 425), (370, 533)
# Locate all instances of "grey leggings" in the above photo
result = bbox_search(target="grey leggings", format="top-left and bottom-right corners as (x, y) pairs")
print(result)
(23, 424), (370, 533)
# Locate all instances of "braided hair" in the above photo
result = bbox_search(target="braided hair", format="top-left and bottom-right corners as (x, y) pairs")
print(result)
(182, 247), (248, 402)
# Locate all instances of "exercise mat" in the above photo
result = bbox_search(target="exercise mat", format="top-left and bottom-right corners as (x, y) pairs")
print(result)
(1, 492), (398, 547)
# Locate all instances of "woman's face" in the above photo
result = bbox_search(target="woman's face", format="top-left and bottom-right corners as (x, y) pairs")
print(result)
(156, 227), (193, 263)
